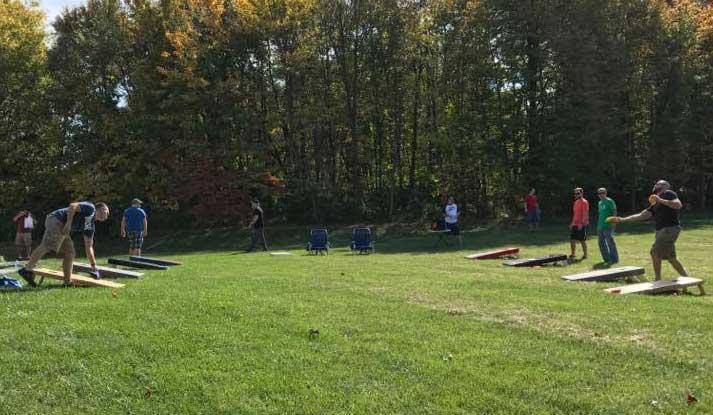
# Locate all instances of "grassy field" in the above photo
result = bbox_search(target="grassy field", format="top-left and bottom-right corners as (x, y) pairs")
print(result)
(1, 220), (712, 414)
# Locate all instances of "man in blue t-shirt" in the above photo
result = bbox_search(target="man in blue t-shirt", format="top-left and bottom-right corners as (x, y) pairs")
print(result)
(17, 201), (110, 287)
(121, 198), (148, 256)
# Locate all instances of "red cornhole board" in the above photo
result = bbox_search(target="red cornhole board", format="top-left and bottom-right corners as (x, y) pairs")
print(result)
(465, 247), (520, 260)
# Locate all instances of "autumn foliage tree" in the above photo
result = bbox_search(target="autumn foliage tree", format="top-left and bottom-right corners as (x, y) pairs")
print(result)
(3, 0), (713, 227)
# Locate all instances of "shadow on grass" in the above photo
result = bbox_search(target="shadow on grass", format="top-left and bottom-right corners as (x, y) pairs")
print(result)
(0, 283), (80, 294)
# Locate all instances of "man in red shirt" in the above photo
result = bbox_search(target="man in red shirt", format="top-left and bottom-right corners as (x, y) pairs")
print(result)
(12, 209), (35, 260)
(524, 188), (540, 230)
(569, 187), (589, 260)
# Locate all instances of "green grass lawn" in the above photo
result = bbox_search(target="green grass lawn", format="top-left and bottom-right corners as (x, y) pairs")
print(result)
(1, 220), (712, 414)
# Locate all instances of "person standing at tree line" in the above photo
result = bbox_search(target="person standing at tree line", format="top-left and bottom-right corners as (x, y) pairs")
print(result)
(569, 187), (589, 261)
(12, 209), (35, 260)
(444, 196), (463, 249)
(246, 199), (268, 252)
(18, 201), (109, 287)
(121, 198), (148, 256)
(524, 188), (540, 230)
(596, 188), (618, 264)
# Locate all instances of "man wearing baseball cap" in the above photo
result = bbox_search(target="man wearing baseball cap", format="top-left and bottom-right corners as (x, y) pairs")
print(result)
(121, 198), (148, 256)
(607, 180), (687, 280)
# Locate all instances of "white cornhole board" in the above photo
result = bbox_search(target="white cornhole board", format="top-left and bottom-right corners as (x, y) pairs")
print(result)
(270, 252), (292, 256)
(562, 266), (645, 282)
(605, 277), (705, 296)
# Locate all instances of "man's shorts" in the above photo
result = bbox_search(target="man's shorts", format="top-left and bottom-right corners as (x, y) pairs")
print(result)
(39, 216), (74, 254)
(15, 232), (32, 247)
(446, 222), (460, 235)
(651, 225), (681, 259)
(526, 210), (540, 224)
(128, 232), (144, 249)
(570, 225), (588, 241)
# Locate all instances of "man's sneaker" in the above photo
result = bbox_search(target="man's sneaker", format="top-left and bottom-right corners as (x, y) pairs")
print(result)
(17, 268), (37, 288)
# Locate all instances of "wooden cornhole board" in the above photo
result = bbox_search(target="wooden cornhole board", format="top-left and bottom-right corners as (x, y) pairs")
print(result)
(31, 267), (125, 289)
(129, 256), (181, 266)
(605, 277), (705, 296)
(562, 266), (644, 282)
(465, 247), (519, 260)
(504, 254), (568, 267)
(74, 263), (143, 279)
(270, 252), (292, 256)
(108, 258), (168, 270)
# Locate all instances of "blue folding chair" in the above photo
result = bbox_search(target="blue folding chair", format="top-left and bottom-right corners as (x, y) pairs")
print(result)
(307, 229), (330, 255)
(350, 227), (374, 254)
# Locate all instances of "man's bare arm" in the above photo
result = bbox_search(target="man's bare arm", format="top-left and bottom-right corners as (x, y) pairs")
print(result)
(84, 236), (98, 269)
(619, 209), (653, 223)
(64, 203), (80, 234)
(656, 196), (682, 210)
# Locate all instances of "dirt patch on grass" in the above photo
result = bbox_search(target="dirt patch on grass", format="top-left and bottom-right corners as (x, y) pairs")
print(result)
(406, 291), (658, 350)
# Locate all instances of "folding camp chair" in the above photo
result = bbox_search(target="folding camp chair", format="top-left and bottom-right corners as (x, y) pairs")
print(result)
(350, 227), (374, 254)
(307, 229), (330, 255)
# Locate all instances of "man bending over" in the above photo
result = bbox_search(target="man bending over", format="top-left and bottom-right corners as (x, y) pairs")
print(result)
(17, 202), (109, 287)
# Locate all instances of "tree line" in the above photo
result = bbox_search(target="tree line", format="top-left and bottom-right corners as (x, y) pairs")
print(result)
(2, 0), (713, 228)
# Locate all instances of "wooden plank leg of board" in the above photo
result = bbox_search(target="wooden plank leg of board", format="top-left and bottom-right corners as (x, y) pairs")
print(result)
(30, 267), (125, 289)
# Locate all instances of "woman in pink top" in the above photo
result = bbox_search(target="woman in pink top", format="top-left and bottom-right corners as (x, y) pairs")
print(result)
(569, 187), (589, 260)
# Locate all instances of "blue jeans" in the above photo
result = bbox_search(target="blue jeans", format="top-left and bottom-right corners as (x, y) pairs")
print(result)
(598, 228), (619, 263)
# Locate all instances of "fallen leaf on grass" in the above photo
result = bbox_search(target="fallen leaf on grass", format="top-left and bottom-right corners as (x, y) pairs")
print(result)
(687, 392), (698, 405)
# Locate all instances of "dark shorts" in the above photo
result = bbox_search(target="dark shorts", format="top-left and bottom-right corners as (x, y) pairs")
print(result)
(128, 232), (144, 249)
(446, 222), (460, 235)
(526, 210), (540, 224)
(651, 226), (681, 260)
(570, 225), (588, 241)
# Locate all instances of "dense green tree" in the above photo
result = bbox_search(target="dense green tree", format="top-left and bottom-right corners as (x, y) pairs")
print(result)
(4, 0), (713, 227)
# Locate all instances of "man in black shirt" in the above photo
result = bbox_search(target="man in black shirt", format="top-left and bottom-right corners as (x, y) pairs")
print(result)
(246, 200), (268, 252)
(610, 180), (687, 280)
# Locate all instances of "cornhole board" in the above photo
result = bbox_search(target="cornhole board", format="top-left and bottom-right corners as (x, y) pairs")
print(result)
(31, 267), (125, 289)
(605, 277), (705, 296)
(466, 247), (519, 260)
(562, 266), (645, 282)
(108, 258), (168, 270)
(504, 254), (568, 267)
(73, 263), (143, 279)
(270, 252), (292, 256)
(129, 256), (182, 266)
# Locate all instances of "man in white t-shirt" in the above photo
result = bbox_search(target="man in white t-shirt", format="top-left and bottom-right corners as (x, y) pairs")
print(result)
(13, 209), (35, 260)
(444, 196), (463, 248)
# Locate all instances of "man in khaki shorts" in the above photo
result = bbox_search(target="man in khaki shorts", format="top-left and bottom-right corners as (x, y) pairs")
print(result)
(12, 209), (35, 260)
(608, 180), (687, 280)
(17, 202), (110, 287)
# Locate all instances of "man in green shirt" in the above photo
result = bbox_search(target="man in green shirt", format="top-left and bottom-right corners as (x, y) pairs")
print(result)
(597, 188), (619, 264)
